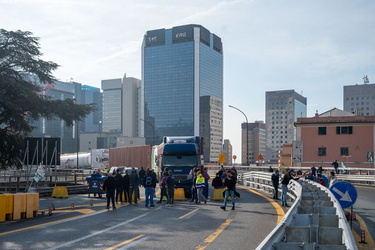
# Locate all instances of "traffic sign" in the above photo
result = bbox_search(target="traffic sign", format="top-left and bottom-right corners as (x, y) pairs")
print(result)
(219, 154), (225, 164)
(367, 151), (374, 162)
(330, 181), (357, 209)
(257, 154), (264, 160)
(233, 155), (237, 160)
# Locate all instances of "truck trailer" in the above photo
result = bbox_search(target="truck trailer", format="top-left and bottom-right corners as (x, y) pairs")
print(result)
(59, 149), (109, 170)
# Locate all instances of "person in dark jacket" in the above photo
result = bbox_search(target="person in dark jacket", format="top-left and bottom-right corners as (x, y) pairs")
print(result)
(157, 172), (169, 204)
(123, 170), (130, 203)
(281, 169), (295, 207)
(220, 170), (237, 211)
(212, 173), (223, 189)
(103, 173), (117, 209)
(129, 168), (139, 205)
(271, 170), (280, 199)
(143, 170), (157, 207)
(138, 166), (146, 187)
(114, 170), (124, 203)
(166, 170), (175, 207)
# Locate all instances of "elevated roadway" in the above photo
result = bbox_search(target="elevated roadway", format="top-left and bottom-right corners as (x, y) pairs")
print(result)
(0, 185), (284, 250)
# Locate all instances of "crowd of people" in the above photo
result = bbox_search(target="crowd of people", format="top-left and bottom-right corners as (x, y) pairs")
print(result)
(101, 165), (239, 211)
(269, 160), (340, 207)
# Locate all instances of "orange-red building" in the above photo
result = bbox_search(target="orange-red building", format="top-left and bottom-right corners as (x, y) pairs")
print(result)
(294, 109), (375, 170)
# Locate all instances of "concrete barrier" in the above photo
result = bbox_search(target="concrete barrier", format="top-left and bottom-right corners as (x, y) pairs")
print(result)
(242, 172), (357, 249)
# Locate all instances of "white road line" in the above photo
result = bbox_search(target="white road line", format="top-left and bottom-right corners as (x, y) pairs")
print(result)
(117, 235), (154, 250)
(46, 207), (162, 250)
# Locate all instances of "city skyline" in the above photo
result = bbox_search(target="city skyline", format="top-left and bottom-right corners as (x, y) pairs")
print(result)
(2, 0), (374, 161)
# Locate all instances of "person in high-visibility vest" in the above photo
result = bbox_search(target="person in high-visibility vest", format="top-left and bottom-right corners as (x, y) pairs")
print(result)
(103, 167), (109, 176)
(195, 171), (207, 204)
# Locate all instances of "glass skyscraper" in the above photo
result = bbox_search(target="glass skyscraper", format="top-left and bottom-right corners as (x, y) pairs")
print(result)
(141, 24), (223, 163)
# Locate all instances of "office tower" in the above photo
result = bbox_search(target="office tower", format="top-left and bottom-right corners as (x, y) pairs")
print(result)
(222, 139), (233, 165)
(265, 90), (307, 164)
(101, 76), (141, 136)
(343, 81), (375, 116)
(242, 121), (266, 164)
(30, 80), (81, 153)
(80, 85), (102, 133)
(141, 24), (223, 162)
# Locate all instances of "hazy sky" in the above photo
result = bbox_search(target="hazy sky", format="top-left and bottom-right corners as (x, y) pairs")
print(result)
(2, 0), (375, 162)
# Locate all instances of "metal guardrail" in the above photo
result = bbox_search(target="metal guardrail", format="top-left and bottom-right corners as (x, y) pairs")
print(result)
(243, 171), (357, 249)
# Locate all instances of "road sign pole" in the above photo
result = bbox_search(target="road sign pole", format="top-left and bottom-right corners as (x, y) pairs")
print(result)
(350, 206), (353, 230)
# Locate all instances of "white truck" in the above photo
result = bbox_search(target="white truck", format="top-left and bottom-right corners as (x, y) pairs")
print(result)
(60, 149), (109, 170)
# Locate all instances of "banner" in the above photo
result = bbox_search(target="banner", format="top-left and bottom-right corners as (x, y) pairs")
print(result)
(33, 163), (46, 183)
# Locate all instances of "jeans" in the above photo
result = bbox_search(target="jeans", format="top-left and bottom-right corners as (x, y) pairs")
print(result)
(197, 188), (206, 203)
(203, 182), (209, 199)
(129, 186), (139, 203)
(273, 184), (279, 199)
(281, 184), (288, 205)
(116, 187), (123, 202)
(106, 189), (115, 207)
(145, 187), (154, 206)
(223, 190), (235, 207)
(159, 187), (168, 202)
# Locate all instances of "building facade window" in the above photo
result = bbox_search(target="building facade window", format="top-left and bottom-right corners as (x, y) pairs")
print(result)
(318, 127), (326, 135)
(336, 126), (353, 134)
(340, 147), (349, 156)
(318, 147), (326, 156)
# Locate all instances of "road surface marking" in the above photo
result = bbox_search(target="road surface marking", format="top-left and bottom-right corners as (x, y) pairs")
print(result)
(106, 235), (145, 250)
(178, 208), (200, 219)
(46, 207), (162, 250)
(195, 219), (233, 250)
(238, 186), (285, 224)
(350, 212), (375, 249)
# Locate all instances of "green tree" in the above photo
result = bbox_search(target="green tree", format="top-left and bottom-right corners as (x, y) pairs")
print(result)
(0, 29), (95, 169)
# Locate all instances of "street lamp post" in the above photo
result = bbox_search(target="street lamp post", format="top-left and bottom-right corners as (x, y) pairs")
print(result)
(141, 119), (155, 145)
(228, 105), (249, 166)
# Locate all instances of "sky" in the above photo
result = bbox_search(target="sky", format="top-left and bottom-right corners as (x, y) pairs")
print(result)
(1, 0), (375, 162)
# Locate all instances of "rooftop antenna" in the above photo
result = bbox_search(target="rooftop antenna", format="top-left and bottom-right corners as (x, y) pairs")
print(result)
(363, 75), (369, 84)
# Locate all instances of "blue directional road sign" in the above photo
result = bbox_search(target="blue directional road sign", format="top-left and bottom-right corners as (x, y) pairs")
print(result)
(330, 181), (357, 209)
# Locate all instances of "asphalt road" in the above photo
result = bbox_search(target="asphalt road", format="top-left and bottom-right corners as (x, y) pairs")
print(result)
(0, 186), (283, 250)
(350, 185), (375, 249)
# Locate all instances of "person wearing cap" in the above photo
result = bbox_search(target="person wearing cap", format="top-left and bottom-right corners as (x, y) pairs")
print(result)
(281, 169), (295, 207)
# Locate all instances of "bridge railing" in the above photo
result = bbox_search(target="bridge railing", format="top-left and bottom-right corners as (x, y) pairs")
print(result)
(242, 171), (357, 249)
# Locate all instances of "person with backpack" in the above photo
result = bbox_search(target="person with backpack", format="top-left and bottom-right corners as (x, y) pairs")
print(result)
(271, 170), (280, 199)
(157, 171), (169, 204)
(166, 170), (175, 207)
(143, 170), (156, 207)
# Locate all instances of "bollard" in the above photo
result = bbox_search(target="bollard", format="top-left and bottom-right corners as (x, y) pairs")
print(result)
(90, 199), (93, 206)
(71, 202), (74, 210)
(51, 203), (55, 210)
(48, 207), (52, 216)
(359, 230), (366, 244)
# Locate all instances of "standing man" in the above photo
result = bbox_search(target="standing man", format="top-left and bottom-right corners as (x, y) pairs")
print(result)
(329, 171), (338, 188)
(123, 169), (130, 203)
(195, 170), (207, 204)
(281, 169), (295, 207)
(166, 170), (175, 207)
(129, 168), (139, 205)
(139, 166), (146, 187)
(114, 169), (124, 203)
(143, 170), (156, 207)
(311, 165), (317, 177)
(202, 167), (210, 199)
(268, 166), (274, 173)
(271, 170), (280, 199)
(220, 170), (237, 211)
(332, 159), (339, 174)
(103, 173), (116, 209)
